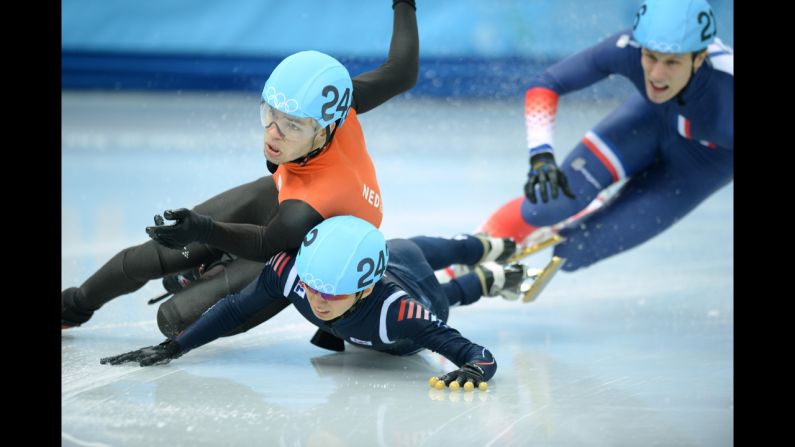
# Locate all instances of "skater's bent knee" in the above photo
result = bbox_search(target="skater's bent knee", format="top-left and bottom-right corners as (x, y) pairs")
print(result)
(157, 301), (183, 339)
(120, 242), (170, 282)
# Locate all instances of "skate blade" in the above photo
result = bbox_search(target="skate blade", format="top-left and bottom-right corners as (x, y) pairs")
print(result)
(508, 234), (566, 263)
(521, 256), (566, 303)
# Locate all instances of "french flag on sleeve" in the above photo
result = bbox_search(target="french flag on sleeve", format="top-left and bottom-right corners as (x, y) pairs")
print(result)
(677, 115), (716, 149)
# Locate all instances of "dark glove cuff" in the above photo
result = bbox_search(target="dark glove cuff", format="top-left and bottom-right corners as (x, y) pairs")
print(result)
(393, 0), (416, 11)
(463, 362), (485, 377)
(161, 339), (183, 357)
(530, 152), (556, 168)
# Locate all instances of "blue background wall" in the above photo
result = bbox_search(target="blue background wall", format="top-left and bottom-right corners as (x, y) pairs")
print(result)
(62, 0), (734, 97)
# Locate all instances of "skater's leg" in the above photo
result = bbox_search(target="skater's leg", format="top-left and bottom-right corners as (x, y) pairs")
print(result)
(156, 257), (280, 338)
(63, 176), (279, 326)
(555, 139), (733, 271)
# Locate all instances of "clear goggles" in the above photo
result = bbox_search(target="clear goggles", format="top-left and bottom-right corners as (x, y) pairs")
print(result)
(259, 101), (321, 140)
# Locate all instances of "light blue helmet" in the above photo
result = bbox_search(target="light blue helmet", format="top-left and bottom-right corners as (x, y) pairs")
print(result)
(295, 216), (389, 296)
(262, 50), (353, 129)
(632, 0), (717, 53)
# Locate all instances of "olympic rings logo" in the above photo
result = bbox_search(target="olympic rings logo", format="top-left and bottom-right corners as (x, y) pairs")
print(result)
(645, 40), (682, 53)
(266, 87), (300, 113)
(299, 272), (336, 294)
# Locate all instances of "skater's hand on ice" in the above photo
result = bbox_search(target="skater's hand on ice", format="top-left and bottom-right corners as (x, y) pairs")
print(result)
(429, 361), (489, 391)
(525, 152), (575, 204)
(100, 339), (182, 367)
(146, 208), (214, 249)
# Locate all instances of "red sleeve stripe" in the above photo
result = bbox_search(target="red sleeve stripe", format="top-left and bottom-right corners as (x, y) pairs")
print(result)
(276, 255), (291, 277)
(397, 299), (407, 321)
(397, 299), (433, 322)
(272, 252), (287, 273)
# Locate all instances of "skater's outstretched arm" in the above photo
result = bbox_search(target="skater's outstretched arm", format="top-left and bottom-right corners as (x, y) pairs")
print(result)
(523, 30), (640, 204)
(383, 296), (497, 384)
(101, 255), (291, 366)
(147, 200), (324, 263)
(350, 1), (418, 114)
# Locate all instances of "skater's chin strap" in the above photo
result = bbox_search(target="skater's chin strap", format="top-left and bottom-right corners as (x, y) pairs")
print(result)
(265, 119), (341, 173)
(290, 119), (342, 166)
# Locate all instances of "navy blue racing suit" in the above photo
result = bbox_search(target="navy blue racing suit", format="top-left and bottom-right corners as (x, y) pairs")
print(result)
(173, 236), (498, 380)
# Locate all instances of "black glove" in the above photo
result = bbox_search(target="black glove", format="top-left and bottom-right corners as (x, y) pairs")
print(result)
(145, 208), (214, 249)
(431, 361), (488, 390)
(524, 153), (575, 204)
(100, 339), (183, 366)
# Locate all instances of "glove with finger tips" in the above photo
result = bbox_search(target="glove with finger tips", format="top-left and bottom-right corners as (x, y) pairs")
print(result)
(524, 152), (576, 204)
(100, 339), (183, 367)
(145, 208), (214, 249)
(430, 362), (488, 391)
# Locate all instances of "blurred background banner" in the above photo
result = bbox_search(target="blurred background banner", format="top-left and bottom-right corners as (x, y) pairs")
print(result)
(61, 0), (733, 98)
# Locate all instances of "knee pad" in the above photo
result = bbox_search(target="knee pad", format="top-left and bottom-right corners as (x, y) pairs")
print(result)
(156, 266), (235, 339)
(157, 301), (183, 339)
(122, 241), (222, 283)
(155, 258), (266, 338)
(119, 242), (170, 282)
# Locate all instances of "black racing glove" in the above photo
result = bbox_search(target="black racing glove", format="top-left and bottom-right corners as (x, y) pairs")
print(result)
(524, 152), (576, 204)
(430, 361), (488, 391)
(145, 208), (214, 249)
(100, 339), (183, 367)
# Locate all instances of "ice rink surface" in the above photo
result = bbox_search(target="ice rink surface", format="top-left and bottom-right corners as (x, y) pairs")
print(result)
(62, 91), (733, 446)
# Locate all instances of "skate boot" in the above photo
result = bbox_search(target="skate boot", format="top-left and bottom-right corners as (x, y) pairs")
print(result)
(442, 234), (519, 281)
(473, 255), (567, 303)
(62, 287), (95, 329)
(473, 262), (531, 301)
(474, 234), (518, 264)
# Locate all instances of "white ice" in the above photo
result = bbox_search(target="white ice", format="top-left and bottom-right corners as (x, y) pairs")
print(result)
(62, 91), (733, 447)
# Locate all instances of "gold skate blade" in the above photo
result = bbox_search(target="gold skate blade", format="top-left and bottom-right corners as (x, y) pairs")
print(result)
(521, 256), (566, 303)
(508, 234), (566, 263)
(524, 268), (543, 280)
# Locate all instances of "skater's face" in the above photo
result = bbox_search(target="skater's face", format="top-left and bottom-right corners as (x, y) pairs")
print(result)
(261, 102), (333, 164)
(640, 48), (707, 103)
(301, 280), (374, 321)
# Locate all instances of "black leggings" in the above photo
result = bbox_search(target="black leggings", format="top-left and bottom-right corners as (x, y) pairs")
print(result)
(69, 176), (289, 338)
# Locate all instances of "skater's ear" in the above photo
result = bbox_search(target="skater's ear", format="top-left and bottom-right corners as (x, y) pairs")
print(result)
(312, 122), (336, 148)
(358, 284), (376, 300)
